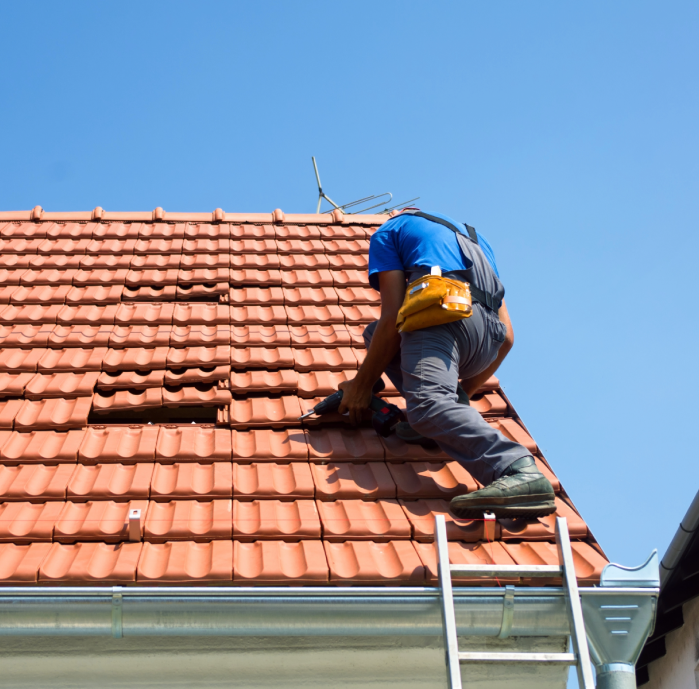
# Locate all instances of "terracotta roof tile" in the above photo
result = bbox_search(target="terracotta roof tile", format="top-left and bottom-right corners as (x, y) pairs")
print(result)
(306, 427), (384, 462)
(140, 223), (186, 239)
(318, 499), (411, 541)
(79, 425), (159, 464)
(20, 268), (77, 285)
(39, 542), (141, 582)
(311, 462), (396, 501)
(232, 429), (308, 461)
(114, 302), (174, 325)
(230, 268), (282, 285)
(0, 324), (53, 348)
(400, 500), (490, 542)
(84, 238), (136, 255)
(388, 461), (479, 499)
(81, 254), (132, 269)
(327, 253), (368, 270)
(138, 541), (233, 582)
(67, 463), (154, 501)
(282, 287), (338, 307)
(274, 225), (321, 239)
(498, 498), (588, 541)
(0, 463), (73, 501)
(164, 366), (229, 386)
(180, 253), (229, 269)
(173, 303), (230, 326)
(230, 325), (290, 347)
(56, 304), (118, 326)
(229, 286), (284, 305)
(155, 425), (231, 462)
(109, 325), (171, 348)
(54, 499), (148, 542)
(230, 253), (279, 269)
(292, 346), (357, 371)
(1, 429), (83, 464)
(24, 371), (99, 399)
(334, 286), (380, 305)
(65, 284), (124, 304)
(0, 303), (62, 325)
(232, 462), (313, 500)
(161, 384), (231, 408)
(233, 499), (320, 540)
(94, 223), (140, 239)
(125, 269), (179, 285)
(0, 349), (45, 373)
(37, 238), (92, 254)
(297, 370), (353, 398)
(167, 345), (230, 368)
(380, 435), (450, 463)
(0, 268), (27, 284)
(93, 387), (163, 412)
(280, 269), (333, 287)
(279, 254), (329, 270)
(340, 304), (381, 324)
(49, 324), (113, 348)
(288, 324), (352, 348)
(39, 347), (108, 372)
(414, 541), (517, 585)
(0, 238), (41, 253)
(0, 254), (33, 268)
(230, 346), (294, 369)
(73, 268), (129, 285)
(286, 304), (344, 325)
(329, 269), (370, 286)
(230, 370), (297, 394)
(0, 542), (52, 582)
(0, 371), (34, 397)
(325, 541), (424, 584)
(229, 396), (302, 428)
(102, 346), (169, 371)
(124, 284), (177, 301)
(233, 540), (327, 584)
(134, 238), (184, 254)
(150, 462), (232, 500)
(172, 324), (231, 347)
(230, 305), (286, 325)
(145, 499), (232, 542)
(0, 501), (63, 542)
(14, 397), (92, 431)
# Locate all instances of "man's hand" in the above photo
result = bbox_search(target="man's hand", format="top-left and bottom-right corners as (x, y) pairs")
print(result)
(337, 378), (373, 426)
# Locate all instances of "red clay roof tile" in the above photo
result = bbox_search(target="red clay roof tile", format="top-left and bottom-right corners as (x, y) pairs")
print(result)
(296, 370), (353, 398)
(180, 253), (229, 269)
(228, 396), (302, 428)
(145, 499), (232, 542)
(229, 287), (284, 305)
(109, 325), (171, 348)
(230, 346), (294, 369)
(0, 303), (62, 325)
(93, 387), (163, 412)
(279, 254), (329, 270)
(327, 253), (368, 270)
(125, 268), (179, 285)
(65, 284), (124, 304)
(498, 498), (588, 541)
(172, 324), (231, 347)
(114, 302), (174, 325)
(164, 366), (229, 386)
(380, 435), (450, 463)
(230, 253), (279, 269)
(67, 463), (154, 501)
(229, 370), (297, 394)
(0, 371), (34, 397)
(79, 425), (159, 464)
(39, 542), (141, 582)
(81, 254), (132, 269)
(54, 499), (148, 542)
(286, 304), (344, 325)
(155, 425), (231, 462)
(306, 427), (384, 462)
(230, 305), (286, 325)
(325, 541), (424, 585)
(340, 304), (381, 324)
(232, 462), (313, 500)
(334, 287), (380, 305)
(0, 324), (53, 348)
(276, 239), (324, 254)
(233, 499), (320, 541)
(185, 223), (230, 239)
(292, 346), (357, 371)
(230, 268), (282, 285)
(20, 268), (77, 285)
(124, 284), (177, 301)
(400, 499), (490, 542)
(39, 347), (108, 372)
(133, 238), (184, 254)
(150, 462), (232, 500)
(415, 541), (517, 585)
(161, 385), (231, 408)
(14, 397), (92, 431)
(141, 223), (186, 239)
(56, 304), (119, 325)
(288, 324), (352, 348)
(0, 463), (73, 501)
(49, 324), (113, 348)
(73, 268), (129, 286)
(230, 324), (290, 347)
(0, 542), (52, 582)
(1, 429), (83, 464)
(318, 499), (411, 541)
(329, 269), (370, 286)
(388, 461), (479, 500)
(138, 540), (233, 582)
(0, 349), (46, 372)
(102, 346), (169, 371)
(167, 345), (231, 368)
(0, 400), (23, 429)
(280, 269), (333, 287)
(311, 462), (396, 501)
(232, 429), (308, 461)
(24, 371), (99, 399)
(173, 303), (229, 326)
(233, 540), (327, 584)
(230, 239), (277, 254)
(85, 238), (136, 255)
(0, 501), (63, 542)
(37, 238), (92, 254)
(274, 225), (321, 240)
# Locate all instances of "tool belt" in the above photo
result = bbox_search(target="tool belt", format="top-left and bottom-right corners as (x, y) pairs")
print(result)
(396, 271), (473, 333)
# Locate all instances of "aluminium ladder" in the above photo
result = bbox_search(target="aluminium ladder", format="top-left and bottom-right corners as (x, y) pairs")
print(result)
(435, 514), (595, 689)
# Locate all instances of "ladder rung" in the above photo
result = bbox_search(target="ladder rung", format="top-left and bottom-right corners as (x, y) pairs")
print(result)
(458, 652), (576, 664)
(449, 564), (562, 578)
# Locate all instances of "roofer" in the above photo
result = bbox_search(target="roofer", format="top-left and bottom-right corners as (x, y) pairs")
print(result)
(338, 209), (555, 519)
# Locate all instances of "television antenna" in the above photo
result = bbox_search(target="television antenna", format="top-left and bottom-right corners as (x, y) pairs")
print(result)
(312, 157), (419, 215)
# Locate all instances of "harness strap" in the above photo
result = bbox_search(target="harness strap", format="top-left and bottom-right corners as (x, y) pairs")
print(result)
(401, 210), (500, 312)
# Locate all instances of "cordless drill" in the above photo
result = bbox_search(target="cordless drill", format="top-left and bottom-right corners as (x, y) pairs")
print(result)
(298, 390), (404, 437)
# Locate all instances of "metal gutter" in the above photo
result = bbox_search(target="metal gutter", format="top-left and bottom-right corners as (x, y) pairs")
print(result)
(0, 586), (654, 639)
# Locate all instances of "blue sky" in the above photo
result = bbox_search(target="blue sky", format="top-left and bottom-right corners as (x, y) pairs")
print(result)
(1, 1), (697, 574)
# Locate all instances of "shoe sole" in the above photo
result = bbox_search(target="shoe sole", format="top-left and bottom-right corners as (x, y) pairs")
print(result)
(450, 498), (556, 520)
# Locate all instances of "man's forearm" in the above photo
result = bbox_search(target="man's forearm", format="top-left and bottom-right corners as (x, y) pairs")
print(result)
(353, 317), (401, 392)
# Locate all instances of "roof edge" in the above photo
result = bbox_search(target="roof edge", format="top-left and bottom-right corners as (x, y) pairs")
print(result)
(0, 207), (389, 226)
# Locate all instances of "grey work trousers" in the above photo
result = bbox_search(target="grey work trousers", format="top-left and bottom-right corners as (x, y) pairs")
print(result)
(363, 305), (530, 485)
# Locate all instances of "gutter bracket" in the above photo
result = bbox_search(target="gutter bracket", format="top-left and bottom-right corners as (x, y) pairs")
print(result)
(112, 586), (123, 639)
(497, 586), (515, 639)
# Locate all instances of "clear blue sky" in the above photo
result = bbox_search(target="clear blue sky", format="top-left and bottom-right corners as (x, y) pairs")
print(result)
(1, 2), (697, 573)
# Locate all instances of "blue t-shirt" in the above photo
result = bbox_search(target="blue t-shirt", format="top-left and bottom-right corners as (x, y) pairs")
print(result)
(367, 210), (500, 291)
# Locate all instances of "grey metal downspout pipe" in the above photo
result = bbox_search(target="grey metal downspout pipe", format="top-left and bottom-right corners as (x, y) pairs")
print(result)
(659, 487), (699, 586)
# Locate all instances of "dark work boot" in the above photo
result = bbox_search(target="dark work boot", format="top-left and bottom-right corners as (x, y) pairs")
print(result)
(449, 456), (556, 519)
(395, 385), (470, 446)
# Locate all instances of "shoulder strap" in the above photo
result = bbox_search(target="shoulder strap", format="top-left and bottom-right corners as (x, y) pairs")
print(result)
(403, 210), (478, 244)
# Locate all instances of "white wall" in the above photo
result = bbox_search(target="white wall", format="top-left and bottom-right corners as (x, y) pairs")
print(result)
(645, 596), (699, 689)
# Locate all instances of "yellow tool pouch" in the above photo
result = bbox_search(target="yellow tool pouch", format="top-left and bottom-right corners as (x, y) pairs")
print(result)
(396, 271), (473, 333)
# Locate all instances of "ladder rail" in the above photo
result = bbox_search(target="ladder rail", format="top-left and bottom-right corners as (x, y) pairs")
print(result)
(435, 514), (463, 689)
(434, 514), (597, 689)
(555, 516), (596, 689)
